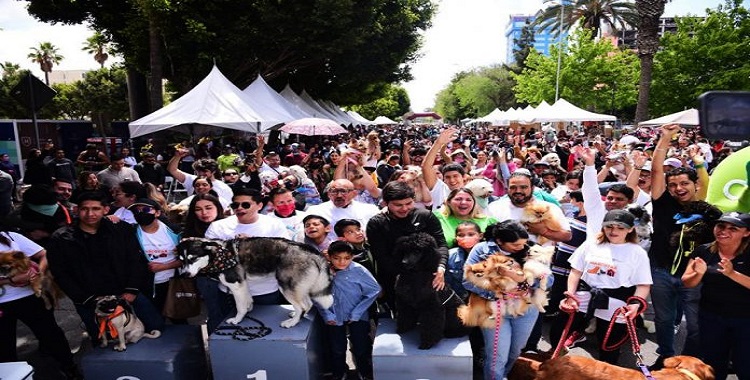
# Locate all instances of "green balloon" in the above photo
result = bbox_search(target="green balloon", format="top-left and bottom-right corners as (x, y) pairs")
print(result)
(706, 146), (750, 212)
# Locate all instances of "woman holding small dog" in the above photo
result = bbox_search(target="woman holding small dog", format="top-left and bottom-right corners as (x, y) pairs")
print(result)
(0, 228), (81, 379)
(558, 209), (651, 365)
(682, 212), (750, 380)
(462, 220), (543, 380)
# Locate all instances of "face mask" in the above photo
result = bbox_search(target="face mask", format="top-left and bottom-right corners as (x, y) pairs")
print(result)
(456, 235), (481, 251)
(475, 196), (489, 210)
(275, 203), (296, 217)
(28, 203), (59, 216)
(134, 212), (156, 226)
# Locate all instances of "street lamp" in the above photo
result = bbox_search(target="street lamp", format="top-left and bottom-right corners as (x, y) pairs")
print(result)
(555, 1), (564, 101)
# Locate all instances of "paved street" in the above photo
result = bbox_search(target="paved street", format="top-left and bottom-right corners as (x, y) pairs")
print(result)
(16, 297), (737, 379)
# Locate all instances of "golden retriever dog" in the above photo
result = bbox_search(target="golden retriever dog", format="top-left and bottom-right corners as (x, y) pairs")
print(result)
(520, 203), (563, 245)
(512, 355), (715, 380)
(0, 250), (61, 309)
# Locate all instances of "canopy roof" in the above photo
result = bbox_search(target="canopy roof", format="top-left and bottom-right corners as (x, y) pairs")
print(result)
(373, 115), (398, 125)
(243, 76), (309, 120)
(639, 108), (698, 126)
(129, 66), (265, 138)
(528, 98), (616, 123)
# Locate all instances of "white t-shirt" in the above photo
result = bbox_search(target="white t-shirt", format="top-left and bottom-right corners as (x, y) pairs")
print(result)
(266, 210), (308, 241)
(487, 197), (571, 247)
(139, 221), (178, 284)
(581, 165), (606, 239)
(569, 241), (652, 323)
(113, 207), (136, 224)
(181, 173), (233, 203)
(0, 232), (44, 303)
(259, 163), (289, 177)
(205, 214), (288, 296)
(429, 179), (450, 210)
(306, 201), (380, 240)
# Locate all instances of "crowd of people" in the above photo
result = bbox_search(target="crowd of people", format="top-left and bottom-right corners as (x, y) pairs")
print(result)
(0, 121), (748, 380)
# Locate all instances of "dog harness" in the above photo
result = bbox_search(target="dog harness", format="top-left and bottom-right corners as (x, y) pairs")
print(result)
(97, 305), (128, 339)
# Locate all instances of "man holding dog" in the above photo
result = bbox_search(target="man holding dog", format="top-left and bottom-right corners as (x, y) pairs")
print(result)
(46, 191), (164, 343)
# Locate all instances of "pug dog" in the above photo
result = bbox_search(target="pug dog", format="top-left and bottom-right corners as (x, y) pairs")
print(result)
(0, 250), (61, 309)
(94, 295), (161, 351)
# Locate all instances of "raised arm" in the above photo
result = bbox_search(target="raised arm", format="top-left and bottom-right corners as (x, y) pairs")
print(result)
(167, 148), (189, 184)
(688, 145), (709, 200)
(650, 124), (680, 200)
(254, 135), (265, 166)
(422, 127), (458, 190)
(626, 151), (649, 199)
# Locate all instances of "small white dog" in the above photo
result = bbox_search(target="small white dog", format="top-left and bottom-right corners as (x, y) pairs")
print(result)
(523, 245), (555, 312)
(95, 295), (161, 351)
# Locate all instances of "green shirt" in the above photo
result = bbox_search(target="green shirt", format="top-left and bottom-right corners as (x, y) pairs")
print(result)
(433, 212), (497, 248)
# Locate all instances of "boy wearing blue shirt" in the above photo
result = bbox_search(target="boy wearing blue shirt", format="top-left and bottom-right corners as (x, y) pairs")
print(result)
(318, 241), (381, 380)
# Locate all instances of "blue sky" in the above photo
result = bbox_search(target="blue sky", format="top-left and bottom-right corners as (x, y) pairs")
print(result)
(0, 0), (744, 111)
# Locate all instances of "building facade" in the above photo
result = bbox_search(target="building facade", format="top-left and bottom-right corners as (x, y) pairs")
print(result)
(504, 15), (569, 64)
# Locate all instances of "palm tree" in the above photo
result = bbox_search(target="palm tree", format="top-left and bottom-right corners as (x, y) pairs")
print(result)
(634, 0), (669, 122)
(83, 32), (110, 68)
(27, 42), (64, 85)
(0, 62), (21, 79)
(533, 0), (640, 39)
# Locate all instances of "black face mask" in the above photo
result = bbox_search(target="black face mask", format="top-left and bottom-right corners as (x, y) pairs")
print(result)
(133, 212), (157, 226)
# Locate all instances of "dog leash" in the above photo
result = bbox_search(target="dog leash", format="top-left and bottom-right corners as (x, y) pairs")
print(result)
(551, 300), (576, 359)
(214, 317), (272, 341)
(490, 299), (505, 380)
(601, 296), (655, 380)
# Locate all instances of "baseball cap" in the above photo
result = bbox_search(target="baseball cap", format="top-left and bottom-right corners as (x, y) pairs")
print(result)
(664, 158), (682, 168)
(127, 198), (161, 211)
(602, 209), (635, 229)
(533, 160), (550, 166)
(640, 161), (652, 172)
(716, 212), (750, 228)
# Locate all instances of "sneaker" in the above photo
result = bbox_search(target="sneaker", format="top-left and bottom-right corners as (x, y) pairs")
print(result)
(563, 331), (587, 349)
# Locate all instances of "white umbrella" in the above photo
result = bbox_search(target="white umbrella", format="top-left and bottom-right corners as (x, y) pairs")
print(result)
(279, 117), (348, 136)
(639, 108), (699, 126)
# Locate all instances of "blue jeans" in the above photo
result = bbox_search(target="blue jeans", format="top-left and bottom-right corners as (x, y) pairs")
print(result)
(699, 310), (750, 380)
(481, 306), (539, 380)
(650, 267), (701, 357)
(76, 293), (165, 342)
(326, 320), (373, 379)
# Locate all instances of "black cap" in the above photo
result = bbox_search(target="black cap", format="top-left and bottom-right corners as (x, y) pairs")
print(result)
(602, 209), (635, 229)
(127, 198), (161, 211)
(716, 212), (750, 228)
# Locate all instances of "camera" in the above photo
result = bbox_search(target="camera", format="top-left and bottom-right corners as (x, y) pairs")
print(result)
(699, 91), (750, 140)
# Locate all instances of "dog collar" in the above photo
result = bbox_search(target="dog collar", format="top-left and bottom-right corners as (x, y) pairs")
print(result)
(676, 368), (701, 380)
(201, 246), (239, 274)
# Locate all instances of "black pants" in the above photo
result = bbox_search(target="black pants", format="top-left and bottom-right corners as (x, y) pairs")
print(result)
(0, 295), (74, 368)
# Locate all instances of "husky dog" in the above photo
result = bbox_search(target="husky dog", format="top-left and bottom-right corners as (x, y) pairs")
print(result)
(94, 295), (161, 351)
(177, 237), (333, 328)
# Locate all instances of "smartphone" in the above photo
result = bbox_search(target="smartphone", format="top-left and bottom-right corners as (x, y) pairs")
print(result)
(699, 91), (750, 140)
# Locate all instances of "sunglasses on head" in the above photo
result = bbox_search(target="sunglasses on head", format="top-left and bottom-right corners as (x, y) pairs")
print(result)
(230, 201), (254, 210)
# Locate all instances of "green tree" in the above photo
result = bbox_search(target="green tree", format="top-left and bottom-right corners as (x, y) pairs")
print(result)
(82, 31), (111, 68)
(634, 0), (670, 122)
(25, 0), (435, 117)
(533, 0), (639, 39)
(0, 66), (31, 118)
(434, 66), (517, 121)
(349, 84), (411, 121)
(0, 62), (21, 78)
(650, 0), (750, 117)
(27, 41), (64, 85)
(513, 28), (640, 116)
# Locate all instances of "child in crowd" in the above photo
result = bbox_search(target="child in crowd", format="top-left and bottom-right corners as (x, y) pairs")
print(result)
(334, 218), (376, 276)
(302, 214), (334, 253)
(446, 221), (483, 301)
(318, 241), (381, 380)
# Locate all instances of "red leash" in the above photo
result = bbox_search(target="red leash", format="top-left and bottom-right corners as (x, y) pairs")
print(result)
(601, 296), (647, 353)
(551, 292), (578, 359)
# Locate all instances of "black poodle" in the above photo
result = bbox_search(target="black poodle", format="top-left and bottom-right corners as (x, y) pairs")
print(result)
(393, 232), (469, 349)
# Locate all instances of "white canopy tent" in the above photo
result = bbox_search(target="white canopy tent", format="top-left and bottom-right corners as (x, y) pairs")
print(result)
(477, 108), (508, 125)
(243, 76), (309, 120)
(298, 90), (344, 122)
(319, 99), (361, 125)
(639, 108), (698, 126)
(373, 116), (398, 125)
(280, 86), (332, 120)
(347, 110), (374, 124)
(529, 98), (616, 123)
(129, 65), (266, 138)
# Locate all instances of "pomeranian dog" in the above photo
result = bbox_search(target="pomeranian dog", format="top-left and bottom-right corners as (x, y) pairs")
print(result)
(520, 203), (563, 245)
(522, 245), (555, 312)
(0, 251), (61, 309)
(458, 255), (526, 327)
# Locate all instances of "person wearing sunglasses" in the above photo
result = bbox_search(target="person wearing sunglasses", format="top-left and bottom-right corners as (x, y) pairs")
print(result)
(204, 188), (288, 305)
(306, 179), (379, 241)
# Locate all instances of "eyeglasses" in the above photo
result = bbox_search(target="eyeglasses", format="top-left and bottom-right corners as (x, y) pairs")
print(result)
(223, 172), (238, 176)
(230, 201), (253, 209)
(328, 189), (354, 195)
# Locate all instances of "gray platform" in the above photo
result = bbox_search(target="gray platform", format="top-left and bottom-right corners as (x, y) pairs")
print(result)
(80, 324), (207, 380)
(373, 318), (473, 380)
(208, 305), (323, 380)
